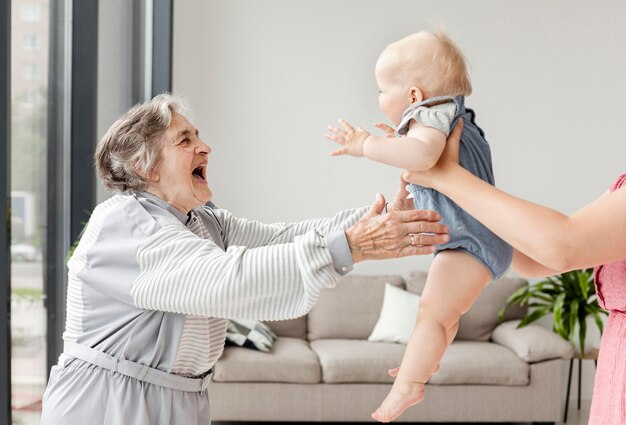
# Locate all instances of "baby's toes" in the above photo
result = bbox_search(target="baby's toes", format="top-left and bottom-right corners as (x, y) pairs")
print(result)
(371, 408), (391, 423)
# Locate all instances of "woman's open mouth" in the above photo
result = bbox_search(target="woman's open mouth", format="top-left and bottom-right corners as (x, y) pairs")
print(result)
(192, 165), (206, 182)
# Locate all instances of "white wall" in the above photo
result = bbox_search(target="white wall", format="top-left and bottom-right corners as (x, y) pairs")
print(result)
(173, 0), (626, 401)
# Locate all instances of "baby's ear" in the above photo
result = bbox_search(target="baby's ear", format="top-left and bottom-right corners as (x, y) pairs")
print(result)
(409, 86), (423, 104)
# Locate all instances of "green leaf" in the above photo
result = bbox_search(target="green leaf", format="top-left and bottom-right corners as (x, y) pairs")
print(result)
(528, 293), (557, 304)
(578, 316), (587, 354)
(553, 293), (567, 339)
(499, 286), (531, 322)
(505, 287), (529, 306)
(568, 300), (579, 341)
(579, 269), (592, 300)
(589, 310), (604, 336)
(497, 307), (506, 323)
(517, 308), (550, 328)
(527, 302), (550, 308)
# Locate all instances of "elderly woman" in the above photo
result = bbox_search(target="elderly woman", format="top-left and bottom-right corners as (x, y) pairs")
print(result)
(40, 94), (449, 424)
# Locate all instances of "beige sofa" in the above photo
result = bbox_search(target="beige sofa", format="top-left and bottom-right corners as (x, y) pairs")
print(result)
(209, 272), (574, 424)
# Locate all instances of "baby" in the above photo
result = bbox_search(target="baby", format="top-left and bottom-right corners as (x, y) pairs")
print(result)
(325, 31), (513, 422)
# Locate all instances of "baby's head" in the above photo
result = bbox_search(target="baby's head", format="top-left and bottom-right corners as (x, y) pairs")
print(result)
(375, 31), (471, 125)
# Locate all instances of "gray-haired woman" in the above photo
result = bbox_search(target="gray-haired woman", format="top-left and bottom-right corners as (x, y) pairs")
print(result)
(40, 94), (449, 424)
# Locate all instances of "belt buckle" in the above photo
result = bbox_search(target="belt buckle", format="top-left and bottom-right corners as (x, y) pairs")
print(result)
(200, 375), (211, 394)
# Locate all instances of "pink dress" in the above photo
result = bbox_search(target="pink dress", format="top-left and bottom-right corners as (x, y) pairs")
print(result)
(590, 172), (626, 424)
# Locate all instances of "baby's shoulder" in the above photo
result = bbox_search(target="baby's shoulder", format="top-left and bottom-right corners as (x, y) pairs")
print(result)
(398, 97), (457, 136)
(415, 97), (457, 114)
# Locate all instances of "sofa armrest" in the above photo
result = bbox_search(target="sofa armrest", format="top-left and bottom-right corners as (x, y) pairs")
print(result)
(491, 320), (574, 362)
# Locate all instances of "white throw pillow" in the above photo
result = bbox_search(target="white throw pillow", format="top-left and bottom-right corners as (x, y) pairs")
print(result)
(368, 283), (420, 344)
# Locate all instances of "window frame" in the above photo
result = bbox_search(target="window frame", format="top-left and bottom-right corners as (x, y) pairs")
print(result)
(0, 0), (12, 422)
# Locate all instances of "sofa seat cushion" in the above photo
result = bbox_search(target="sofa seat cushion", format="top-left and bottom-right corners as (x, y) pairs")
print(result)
(310, 339), (529, 386)
(310, 339), (404, 384)
(213, 337), (320, 383)
(430, 341), (529, 386)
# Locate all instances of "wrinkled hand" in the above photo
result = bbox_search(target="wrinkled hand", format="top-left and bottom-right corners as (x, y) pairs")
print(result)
(387, 176), (414, 213)
(345, 194), (449, 263)
(402, 120), (464, 189)
(325, 119), (370, 157)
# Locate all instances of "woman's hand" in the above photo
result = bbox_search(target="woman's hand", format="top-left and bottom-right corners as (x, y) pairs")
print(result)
(345, 194), (449, 263)
(325, 119), (370, 157)
(402, 119), (464, 190)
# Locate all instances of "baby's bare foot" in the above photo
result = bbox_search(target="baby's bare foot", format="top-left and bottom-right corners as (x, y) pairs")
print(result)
(371, 381), (425, 423)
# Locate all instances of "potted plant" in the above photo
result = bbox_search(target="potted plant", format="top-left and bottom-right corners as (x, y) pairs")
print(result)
(499, 268), (608, 354)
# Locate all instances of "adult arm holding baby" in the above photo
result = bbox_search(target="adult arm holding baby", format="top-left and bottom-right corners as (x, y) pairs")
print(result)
(403, 119), (626, 425)
(403, 120), (626, 275)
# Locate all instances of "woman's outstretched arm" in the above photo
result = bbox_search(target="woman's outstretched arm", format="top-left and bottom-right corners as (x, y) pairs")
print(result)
(403, 121), (626, 273)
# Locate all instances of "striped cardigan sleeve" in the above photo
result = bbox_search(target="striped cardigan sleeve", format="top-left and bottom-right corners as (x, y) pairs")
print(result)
(131, 222), (345, 320)
(216, 206), (368, 248)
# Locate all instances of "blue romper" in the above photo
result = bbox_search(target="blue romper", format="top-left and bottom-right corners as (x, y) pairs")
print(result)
(397, 96), (513, 279)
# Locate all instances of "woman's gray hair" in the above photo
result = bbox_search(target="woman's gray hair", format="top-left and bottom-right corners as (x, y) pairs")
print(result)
(95, 93), (189, 193)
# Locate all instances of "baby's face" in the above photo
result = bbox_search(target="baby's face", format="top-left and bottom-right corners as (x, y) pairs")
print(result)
(375, 53), (414, 127)
(375, 32), (441, 126)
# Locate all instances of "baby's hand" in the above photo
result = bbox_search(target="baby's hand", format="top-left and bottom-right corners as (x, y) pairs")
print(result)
(374, 122), (396, 139)
(325, 119), (370, 157)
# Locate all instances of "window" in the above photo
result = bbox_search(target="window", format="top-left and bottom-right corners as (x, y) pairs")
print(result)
(11, 2), (49, 422)
(20, 3), (41, 22)
(21, 62), (37, 80)
(19, 90), (37, 108)
(21, 34), (39, 51)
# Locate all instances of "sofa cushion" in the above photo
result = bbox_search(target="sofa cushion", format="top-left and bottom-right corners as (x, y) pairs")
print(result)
(368, 284), (420, 344)
(309, 339), (404, 383)
(405, 270), (428, 294)
(429, 341), (530, 385)
(263, 316), (307, 339)
(213, 337), (320, 383)
(406, 271), (529, 341)
(308, 275), (405, 341)
(491, 320), (575, 362)
(310, 339), (529, 386)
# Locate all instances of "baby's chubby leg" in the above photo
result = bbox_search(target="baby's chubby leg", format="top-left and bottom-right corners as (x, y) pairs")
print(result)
(389, 321), (458, 378)
(371, 250), (492, 423)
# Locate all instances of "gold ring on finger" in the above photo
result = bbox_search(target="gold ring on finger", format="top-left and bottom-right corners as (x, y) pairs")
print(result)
(410, 234), (416, 246)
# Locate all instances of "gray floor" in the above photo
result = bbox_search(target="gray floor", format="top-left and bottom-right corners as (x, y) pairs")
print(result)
(14, 400), (591, 425)
(212, 402), (591, 425)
